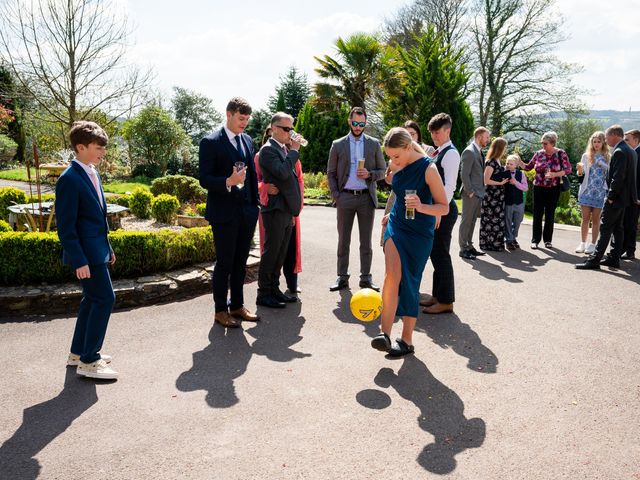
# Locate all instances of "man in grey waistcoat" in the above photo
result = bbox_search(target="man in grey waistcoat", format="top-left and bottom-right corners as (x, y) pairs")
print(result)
(327, 107), (386, 292)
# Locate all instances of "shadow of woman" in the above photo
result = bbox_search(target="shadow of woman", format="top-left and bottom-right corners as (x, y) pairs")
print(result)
(176, 325), (252, 409)
(415, 313), (498, 373)
(470, 256), (524, 283)
(332, 289), (380, 338)
(0, 368), (101, 479)
(366, 356), (486, 475)
(245, 302), (311, 362)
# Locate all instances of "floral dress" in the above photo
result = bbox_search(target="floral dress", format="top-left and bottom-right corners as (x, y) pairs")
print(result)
(578, 154), (608, 209)
(480, 158), (506, 251)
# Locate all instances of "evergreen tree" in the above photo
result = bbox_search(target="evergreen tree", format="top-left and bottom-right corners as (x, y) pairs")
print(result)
(245, 109), (273, 149)
(171, 87), (223, 145)
(267, 66), (310, 119)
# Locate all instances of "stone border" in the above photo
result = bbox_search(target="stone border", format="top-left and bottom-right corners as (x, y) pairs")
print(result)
(0, 249), (260, 319)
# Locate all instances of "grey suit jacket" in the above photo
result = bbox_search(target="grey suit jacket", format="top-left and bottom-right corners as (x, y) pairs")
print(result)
(259, 139), (302, 216)
(327, 134), (386, 207)
(460, 143), (486, 199)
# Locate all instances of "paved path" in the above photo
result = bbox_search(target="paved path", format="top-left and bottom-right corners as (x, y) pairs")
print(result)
(0, 178), (56, 195)
(0, 206), (638, 479)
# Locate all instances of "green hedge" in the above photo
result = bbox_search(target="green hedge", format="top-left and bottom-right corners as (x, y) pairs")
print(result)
(0, 187), (27, 220)
(150, 175), (206, 204)
(151, 194), (180, 223)
(0, 219), (12, 232)
(0, 227), (216, 286)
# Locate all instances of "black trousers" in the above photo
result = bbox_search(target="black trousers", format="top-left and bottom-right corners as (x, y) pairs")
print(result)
(211, 206), (258, 313)
(283, 223), (298, 291)
(430, 199), (458, 304)
(258, 210), (293, 297)
(621, 203), (639, 255)
(532, 186), (560, 243)
(595, 203), (625, 260)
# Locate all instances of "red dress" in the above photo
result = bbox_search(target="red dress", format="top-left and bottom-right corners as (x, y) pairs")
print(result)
(254, 153), (303, 274)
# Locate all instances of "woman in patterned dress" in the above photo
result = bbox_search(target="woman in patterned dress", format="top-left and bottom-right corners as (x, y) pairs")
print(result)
(480, 137), (509, 251)
(575, 131), (610, 254)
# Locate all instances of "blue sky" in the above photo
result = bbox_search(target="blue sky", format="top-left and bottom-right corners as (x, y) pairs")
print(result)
(123, 0), (640, 114)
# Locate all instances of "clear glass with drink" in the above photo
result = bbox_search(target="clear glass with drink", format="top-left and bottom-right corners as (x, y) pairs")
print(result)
(405, 189), (417, 220)
(357, 158), (365, 170)
(290, 130), (308, 147)
(234, 161), (245, 189)
(576, 162), (584, 176)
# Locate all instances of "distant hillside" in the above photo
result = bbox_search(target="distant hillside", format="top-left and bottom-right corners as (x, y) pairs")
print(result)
(586, 110), (640, 130)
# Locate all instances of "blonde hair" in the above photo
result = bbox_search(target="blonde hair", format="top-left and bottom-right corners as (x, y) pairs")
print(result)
(384, 127), (425, 155)
(506, 154), (521, 165)
(486, 137), (507, 163)
(585, 131), (610, 165)
(541, 131), (558, 145)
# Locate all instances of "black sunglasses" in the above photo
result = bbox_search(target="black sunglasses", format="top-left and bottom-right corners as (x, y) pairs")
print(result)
(276, 125), (294, 132)
(351, 121), (366, 128)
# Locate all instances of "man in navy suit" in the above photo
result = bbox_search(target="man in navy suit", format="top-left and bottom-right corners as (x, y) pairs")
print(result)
(199, 97), (261, 327)
(56, 121), (118, 380)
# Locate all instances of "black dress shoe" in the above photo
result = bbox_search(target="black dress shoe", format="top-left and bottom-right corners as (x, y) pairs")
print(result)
(359, 280), (380, 291)
(329, 278), (349, 292)
(256, 296), (286, 308)
(575, 258), (600, 270)
(469, 248), (485, 256)
(600, 256), (620, 268)
(620, 252), (636, 260)
(273, 290), (297, 303)
(459, 250), (476, 260)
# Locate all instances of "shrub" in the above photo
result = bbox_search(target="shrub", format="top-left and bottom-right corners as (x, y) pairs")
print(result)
(196, 203), (206, 217)
(150, 174), (207, 204)
(151, 194), (180, 223)
(377, 189), (390, 204)
(111, 194), (131, 208)
(0, 134), (18, 166)
(26, 194), (56, 204)
(0, 219), (12, 231)
(0, 187), (27, 220)
(303, 172), (326, 189)
(0, 227), (215, 286)
(129, 188), (153, 219)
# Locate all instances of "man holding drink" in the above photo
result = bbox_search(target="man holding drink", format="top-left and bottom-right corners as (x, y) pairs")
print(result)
(327, 107), (386, 292)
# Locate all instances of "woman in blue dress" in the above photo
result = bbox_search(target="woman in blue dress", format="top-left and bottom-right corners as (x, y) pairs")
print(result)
(575, 131), (610, 254)
(371, 128), (449, 357)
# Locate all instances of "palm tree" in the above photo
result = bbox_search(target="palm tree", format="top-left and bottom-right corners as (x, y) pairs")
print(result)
(313, 33), (385, 110)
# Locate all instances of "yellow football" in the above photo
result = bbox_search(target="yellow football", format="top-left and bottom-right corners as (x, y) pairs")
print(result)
(350, 288), (383, 322)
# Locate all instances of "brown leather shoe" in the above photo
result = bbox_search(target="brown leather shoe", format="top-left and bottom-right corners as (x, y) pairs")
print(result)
(422, 302), (454, 315)
(229, 307), (260, 322)
(419, 293), (437, 307)
(214, 311), (241, 328)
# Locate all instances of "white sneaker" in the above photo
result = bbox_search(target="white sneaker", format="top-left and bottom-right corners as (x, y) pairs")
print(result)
(67, 352), (112, 367)
(575, 242), (586, 253)
(585, 243), (596, 255)
(77, 359), (118, 380)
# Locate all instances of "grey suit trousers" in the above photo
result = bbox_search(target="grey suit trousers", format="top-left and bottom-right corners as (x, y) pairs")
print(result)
(336, 191), (375, 281)
(459, 194), (482, 251)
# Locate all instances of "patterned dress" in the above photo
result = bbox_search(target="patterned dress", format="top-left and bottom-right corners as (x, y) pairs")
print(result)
(578, 154), (608, 209)
(480, 158), (506, 251)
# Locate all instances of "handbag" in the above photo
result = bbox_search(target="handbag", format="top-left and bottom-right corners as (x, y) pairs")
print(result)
(556, 150), (571, 191)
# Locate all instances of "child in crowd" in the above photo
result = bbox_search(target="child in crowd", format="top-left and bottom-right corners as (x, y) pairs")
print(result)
(504, 154), (528, 250)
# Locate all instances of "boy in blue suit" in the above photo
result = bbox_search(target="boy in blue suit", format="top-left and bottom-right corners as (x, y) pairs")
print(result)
(56, 121), (118, 380)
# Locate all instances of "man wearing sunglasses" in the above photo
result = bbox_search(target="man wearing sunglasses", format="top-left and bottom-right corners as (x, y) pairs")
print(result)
(327, 107), (386, 292)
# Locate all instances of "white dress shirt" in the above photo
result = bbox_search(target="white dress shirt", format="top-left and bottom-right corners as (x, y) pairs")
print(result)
(436, 141), (461, 203)
(224, 125), (245, 157)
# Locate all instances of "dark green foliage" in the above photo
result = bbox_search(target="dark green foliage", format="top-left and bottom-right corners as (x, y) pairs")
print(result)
(171, 86), (223, 145)
(378, 27), (474, 150)
(129, 188), (153, 219)
(267, 66), (311, 120)
(295, 100), (351, 173)
(0, 228), (216, 286)
(150, 175), (206, 204)
(0, 187), (27, 220)
(151, 194), (180, 223)
(246, 109), (273, 149)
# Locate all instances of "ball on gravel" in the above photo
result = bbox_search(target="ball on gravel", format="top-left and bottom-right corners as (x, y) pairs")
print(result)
(350, 288), (383, 322)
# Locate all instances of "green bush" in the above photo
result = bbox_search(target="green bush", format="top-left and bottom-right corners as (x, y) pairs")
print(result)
(111, 194), (131, 208)
(304, 188), (330, 200)
(0, 227), (215, 286)
(303, 172), (326, 189)
(377, 189), (390, 204)
(26, 194), (56, 204)
(555, 195), (581, 226)
(151, 194), (180, 223)
(150, 174), (207, 204)
(129, 188), (153, 219)
(196, 203), (206, 216)
(0, 187), (27, 220)
(0, 219), (12, 231)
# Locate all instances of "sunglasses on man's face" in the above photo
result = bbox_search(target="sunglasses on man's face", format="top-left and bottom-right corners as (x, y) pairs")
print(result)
(351, 121), (366, 128)
(276, 125), (294, 132)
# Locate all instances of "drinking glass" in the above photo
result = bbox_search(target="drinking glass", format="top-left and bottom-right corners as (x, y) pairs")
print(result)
(290, 130), (308, 147)
(405, 189), (417, 220)
(235, 161), (245, 189)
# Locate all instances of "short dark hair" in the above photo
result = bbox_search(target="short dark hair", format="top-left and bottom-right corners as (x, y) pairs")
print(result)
(403, 120), (422, 144)
(68, 121), (108, 153)
(625, 129), (640, 142)
(226, 97), (252, 115)
(427, 113), (452, 132)
(349, 107), (367, 120)
(606, 125), (624, 138)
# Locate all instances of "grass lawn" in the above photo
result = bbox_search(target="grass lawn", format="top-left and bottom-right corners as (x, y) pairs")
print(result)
(0, 168), (37, 182)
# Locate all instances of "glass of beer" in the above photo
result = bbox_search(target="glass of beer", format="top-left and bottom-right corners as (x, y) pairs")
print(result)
(357, 158), (365, 170)
(235, 161), (245, 189)
(405, 189), (417, 220)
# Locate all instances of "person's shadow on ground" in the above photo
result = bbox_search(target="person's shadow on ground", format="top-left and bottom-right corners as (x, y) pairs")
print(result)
(176, 304), (311, 408)
(332, 289), (379, 338)
(469, 254), (525, 283)
(0, 368), (104, 479)
(357, 356), (486, 475)
(416, 313), (498, 373)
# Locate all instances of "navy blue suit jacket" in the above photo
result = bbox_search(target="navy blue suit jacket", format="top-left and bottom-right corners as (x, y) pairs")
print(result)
(55, 161), (113, 268)
(198, 127), (259, 224)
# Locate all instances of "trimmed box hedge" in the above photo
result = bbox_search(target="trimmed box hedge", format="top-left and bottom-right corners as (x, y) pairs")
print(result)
(0, 227), (215, 286)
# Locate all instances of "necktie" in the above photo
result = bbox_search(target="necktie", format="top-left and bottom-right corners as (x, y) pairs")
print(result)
(89, 168), (101, 202)
(432, 149), (440, 158)
(235, 135), (245, 160)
